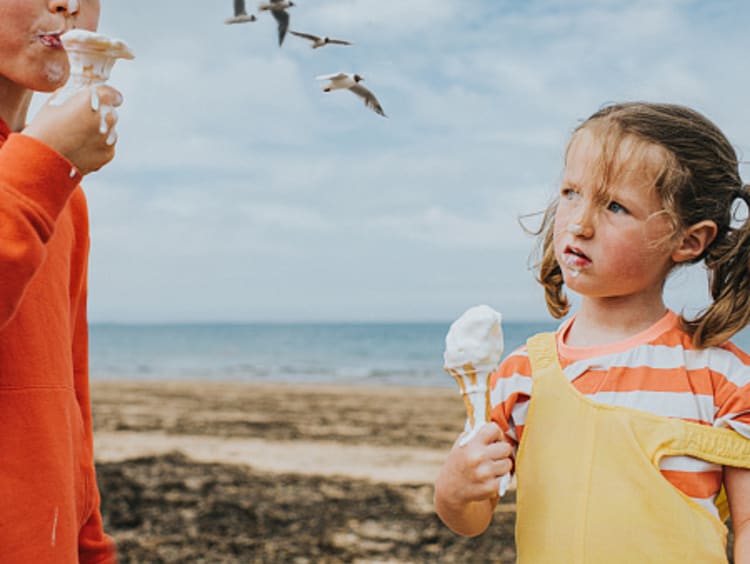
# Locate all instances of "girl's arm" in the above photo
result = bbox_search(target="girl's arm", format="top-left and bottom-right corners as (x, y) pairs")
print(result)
(725, 466), (750, 563)
(434, 423), (512, 537)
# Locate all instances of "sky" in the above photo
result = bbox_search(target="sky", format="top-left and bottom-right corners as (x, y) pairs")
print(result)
(35, 0), (750, 323)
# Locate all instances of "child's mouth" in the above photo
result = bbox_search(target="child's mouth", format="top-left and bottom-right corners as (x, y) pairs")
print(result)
(562, 246), (592, 268)
(38, 33), (64, 49)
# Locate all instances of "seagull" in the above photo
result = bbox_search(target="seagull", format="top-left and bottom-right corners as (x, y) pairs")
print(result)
(225, 0), (257, 24)
(289, 31), (352, 49)
(258, 0), (294, 46)
(316, 73), (387, 118)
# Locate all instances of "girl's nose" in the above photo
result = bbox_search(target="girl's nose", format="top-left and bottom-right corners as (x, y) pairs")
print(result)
(569, 205), (595, 238)
(567, 221), (593, 238)
(48, 0), (80, 16)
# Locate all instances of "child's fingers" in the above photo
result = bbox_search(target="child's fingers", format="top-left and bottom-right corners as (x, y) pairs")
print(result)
(490, 457), (513, 477)
(98, 106), (118, 134)
(486, 439), (513, 461)
(90, 87), (121, 147)
(476, 421), (505, 444)
(91, 85), (124, 108)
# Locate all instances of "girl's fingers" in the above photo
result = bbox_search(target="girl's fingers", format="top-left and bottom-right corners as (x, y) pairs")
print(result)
(485, 439), (513, 461)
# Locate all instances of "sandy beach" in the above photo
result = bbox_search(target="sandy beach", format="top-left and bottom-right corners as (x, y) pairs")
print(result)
(92, 380), (519, 563)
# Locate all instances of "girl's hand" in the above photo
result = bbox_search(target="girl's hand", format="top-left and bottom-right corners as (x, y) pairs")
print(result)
(434, 422), (513, 536)
(22, 85), (124, 176)
(441, 422), (513, 502)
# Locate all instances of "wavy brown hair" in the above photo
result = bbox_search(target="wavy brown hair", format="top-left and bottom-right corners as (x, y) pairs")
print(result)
(532, 102), (750, 348)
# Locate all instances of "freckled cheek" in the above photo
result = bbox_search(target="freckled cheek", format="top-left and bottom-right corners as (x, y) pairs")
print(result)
(602, 238), (655, 281)
(552, 210), (571, 260)
(552, 229), (567, 263)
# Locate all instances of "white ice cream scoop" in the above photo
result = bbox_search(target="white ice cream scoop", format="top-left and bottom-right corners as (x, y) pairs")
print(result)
(444, 304), (510, 495)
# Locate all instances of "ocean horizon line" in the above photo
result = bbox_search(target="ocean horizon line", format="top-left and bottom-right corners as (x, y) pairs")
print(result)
(89, 318), (558, 328)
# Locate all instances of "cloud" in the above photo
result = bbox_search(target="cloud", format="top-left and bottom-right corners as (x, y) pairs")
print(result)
(46, 0), (748, 322)
(301, 0), (464, 39)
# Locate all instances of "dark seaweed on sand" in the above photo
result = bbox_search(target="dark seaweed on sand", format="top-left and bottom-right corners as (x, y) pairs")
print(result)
(98, 452), (518, 563)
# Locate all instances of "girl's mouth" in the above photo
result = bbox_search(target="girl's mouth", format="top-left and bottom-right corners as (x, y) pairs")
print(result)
(562, 245), (592, 269)
(38, 32), (64, 49)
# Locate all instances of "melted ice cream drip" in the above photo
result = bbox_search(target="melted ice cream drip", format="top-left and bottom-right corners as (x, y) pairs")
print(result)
(50, 29), (134, 106)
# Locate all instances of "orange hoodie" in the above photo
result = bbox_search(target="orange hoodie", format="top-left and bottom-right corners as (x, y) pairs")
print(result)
(0, 119), (116, 562)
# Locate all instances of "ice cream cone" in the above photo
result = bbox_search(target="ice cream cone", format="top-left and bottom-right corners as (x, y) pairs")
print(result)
(445, 361), (495, 445)
(51, 30), (134, 107)
(444, 304), (509, 495)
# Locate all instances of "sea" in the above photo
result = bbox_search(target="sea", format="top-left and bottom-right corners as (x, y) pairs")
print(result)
(89, 321), (750, 388)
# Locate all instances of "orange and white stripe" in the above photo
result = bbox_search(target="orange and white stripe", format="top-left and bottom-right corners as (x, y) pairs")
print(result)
(489, 311), (750, 518)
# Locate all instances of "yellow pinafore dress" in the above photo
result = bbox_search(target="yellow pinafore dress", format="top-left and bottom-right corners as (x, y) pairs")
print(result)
(514, 333), (750, 563)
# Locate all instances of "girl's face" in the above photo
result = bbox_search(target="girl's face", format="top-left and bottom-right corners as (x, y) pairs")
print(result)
(553, 129), (678, 305)
(0, 0), (99, 93)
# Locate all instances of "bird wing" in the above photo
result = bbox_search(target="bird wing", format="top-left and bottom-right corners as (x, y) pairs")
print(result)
(234, 0), (247, 16)
(272, 9), (290, 45)
(315, 72), (349, 81)
(328, 39), (353, 46)
(290, 30), (319, 41)
(349, 84), (387, 117)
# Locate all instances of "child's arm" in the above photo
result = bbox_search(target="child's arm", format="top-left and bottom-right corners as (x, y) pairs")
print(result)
(23, 86), (123, 177)
(434, 422), (513, 537)
(0, 87), (122, 328)
(726, 466), (750, 563)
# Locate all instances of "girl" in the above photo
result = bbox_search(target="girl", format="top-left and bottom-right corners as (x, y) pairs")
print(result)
(435, 102), (750, 562)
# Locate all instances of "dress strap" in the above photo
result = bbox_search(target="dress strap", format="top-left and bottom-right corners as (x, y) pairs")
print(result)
(667, 419), (750, 467)
(526, 332), (558, 374)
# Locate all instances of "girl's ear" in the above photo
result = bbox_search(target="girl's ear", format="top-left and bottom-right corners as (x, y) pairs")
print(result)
(672, 220), (718, 263)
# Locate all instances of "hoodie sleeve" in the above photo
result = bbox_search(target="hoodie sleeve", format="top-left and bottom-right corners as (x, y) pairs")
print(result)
(78, 502), (117, 564)
(0, 133), (82, 329)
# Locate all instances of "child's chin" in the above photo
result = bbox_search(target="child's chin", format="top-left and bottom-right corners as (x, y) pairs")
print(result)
(36, 62), (70, 93)
(563, 272), (584, 288)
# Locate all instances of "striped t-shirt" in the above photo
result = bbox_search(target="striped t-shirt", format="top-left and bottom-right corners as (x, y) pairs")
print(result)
(489, 310), (750, 517)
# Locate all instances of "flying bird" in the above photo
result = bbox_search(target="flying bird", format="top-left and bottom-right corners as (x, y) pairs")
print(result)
(289, 31), (352, 49)
(316, 73), (387, 118)
(225, 0), (257, 24)
(258, 0), (294, 46)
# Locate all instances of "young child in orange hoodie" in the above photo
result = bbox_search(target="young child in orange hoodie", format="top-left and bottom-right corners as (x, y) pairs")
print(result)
(0, 0), (124, 561)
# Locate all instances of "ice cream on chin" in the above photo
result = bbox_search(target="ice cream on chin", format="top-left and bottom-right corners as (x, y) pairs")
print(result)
(50, 29), (134, 107)
(444, 304), (504, 434)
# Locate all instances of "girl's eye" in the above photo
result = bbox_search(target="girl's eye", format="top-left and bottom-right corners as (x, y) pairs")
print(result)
(561, 187), (579, 200)
(607, 200), (628, 214)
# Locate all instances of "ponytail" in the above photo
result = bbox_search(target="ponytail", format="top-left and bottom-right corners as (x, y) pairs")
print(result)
(682, 185), (750, 347)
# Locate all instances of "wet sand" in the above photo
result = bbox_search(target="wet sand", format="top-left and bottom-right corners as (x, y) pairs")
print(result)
(92, 380), (735, 563)
(92, 380), (518, 563)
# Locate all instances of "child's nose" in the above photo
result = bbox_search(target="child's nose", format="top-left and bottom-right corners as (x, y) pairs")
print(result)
(570, 205), (595, 238)
(567, 222), (593, 238)
(48, 0), (79, 16)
